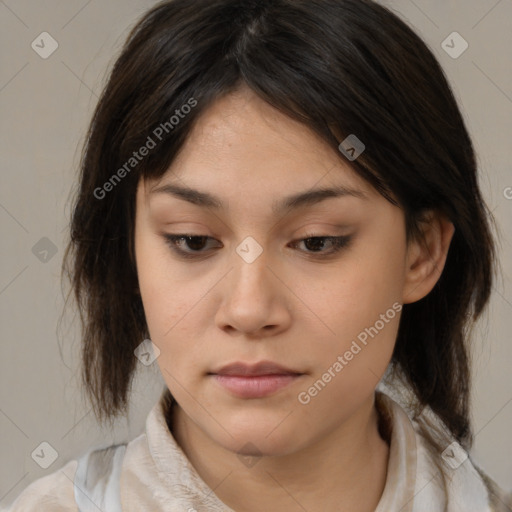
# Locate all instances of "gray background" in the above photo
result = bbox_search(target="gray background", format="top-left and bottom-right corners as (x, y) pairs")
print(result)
(1, 0), (511, 507)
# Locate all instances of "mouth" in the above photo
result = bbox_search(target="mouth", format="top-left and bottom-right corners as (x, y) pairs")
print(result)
(208, 361), (305, 398)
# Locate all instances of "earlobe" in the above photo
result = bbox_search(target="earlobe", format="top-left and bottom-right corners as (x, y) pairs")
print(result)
(402, 210), (455, 304)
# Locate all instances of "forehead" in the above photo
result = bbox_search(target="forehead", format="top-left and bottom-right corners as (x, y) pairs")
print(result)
(143, 87), (376, 207)
(179, 87), (342, 169)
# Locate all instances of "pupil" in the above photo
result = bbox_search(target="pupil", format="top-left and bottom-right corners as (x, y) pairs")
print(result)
(187, 236), (207, 250)
(305, 238), (324, 252)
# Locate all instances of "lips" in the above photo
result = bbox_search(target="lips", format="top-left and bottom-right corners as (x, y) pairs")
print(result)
(209, 360), (303, 377)
(208, 361), (304, 398)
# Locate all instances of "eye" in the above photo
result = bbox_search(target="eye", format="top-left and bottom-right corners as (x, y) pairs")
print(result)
(290, 234), (352, 256)
(162, 233), (352, 260)
(163, 234), (221, 259)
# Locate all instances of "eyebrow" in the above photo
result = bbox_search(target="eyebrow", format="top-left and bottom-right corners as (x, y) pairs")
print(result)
(150, 182), (368, 215)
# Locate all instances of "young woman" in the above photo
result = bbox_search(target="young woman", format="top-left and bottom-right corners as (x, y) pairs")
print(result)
(8, 0), (511, 510)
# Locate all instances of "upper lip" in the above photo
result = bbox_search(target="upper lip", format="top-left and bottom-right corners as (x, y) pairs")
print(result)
(210, 361), (303, 376)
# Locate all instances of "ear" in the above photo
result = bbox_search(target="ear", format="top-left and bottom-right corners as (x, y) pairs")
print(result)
(402, 210), (455, 304)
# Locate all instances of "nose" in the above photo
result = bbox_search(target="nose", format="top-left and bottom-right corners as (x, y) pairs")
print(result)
(214, 251), (292, 337)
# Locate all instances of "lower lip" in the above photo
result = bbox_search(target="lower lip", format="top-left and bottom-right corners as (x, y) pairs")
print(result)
(211, 374), (302, 398)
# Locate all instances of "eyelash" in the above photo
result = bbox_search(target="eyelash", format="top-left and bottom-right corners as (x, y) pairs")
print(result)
(162, 233), (352, 260)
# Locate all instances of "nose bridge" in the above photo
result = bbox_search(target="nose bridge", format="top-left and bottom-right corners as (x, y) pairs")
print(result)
(230, 238), (272, 295)
(215, 237), (286, 332)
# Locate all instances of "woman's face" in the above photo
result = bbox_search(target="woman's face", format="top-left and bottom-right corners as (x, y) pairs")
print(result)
(134, 87), (417, 456)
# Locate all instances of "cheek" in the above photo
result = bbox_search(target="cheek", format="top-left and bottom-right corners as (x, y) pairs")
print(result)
(344, 213), (406, 314)
(135, 231), (187, 344)
(301, 269), (402, 420)
(311, 223), (405, 379)
(135, 236), (212, 382)
(140, 279), (201, 390)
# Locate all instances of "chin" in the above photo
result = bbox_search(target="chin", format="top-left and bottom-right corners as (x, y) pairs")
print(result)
(211, 421), (303, 458)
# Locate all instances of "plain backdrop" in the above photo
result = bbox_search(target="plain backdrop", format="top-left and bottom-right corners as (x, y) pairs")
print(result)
(1, 0), (511, 507)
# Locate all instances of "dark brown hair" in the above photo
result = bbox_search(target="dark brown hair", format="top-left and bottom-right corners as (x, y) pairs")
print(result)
(61, 0), (499, 451)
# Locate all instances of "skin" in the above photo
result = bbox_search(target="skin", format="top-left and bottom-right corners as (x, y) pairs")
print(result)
(134, 86), (455, 512)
